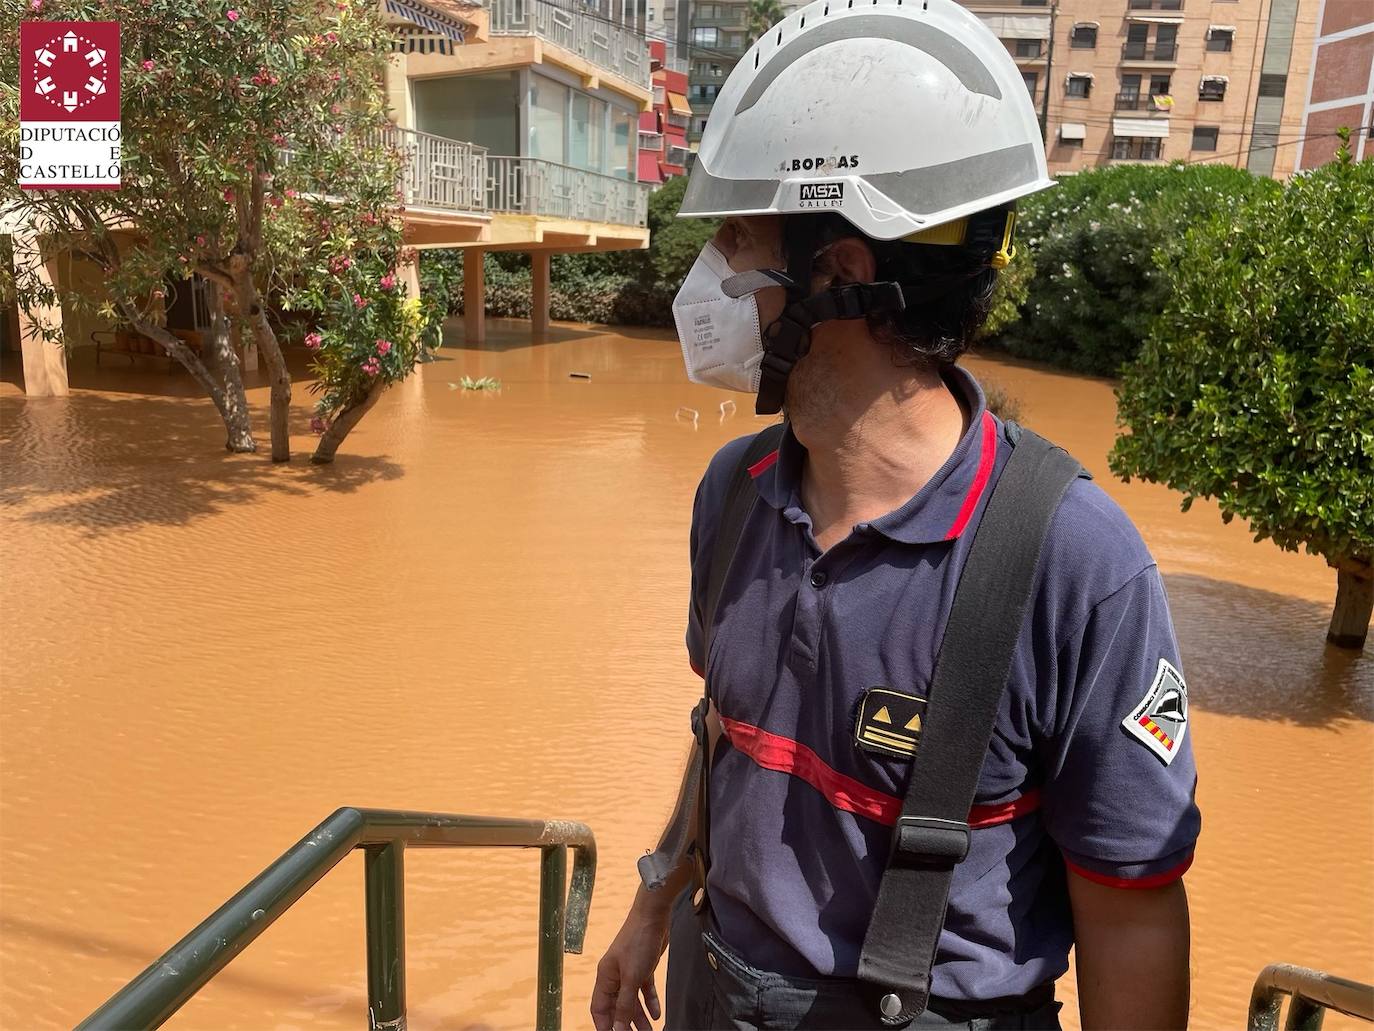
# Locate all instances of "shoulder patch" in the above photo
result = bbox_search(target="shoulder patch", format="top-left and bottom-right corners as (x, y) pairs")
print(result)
(1122, 658), (1189, 765)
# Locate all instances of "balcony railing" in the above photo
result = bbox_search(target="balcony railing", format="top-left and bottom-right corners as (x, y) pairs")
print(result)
(1122, 41), (1178, 60)
(279, 125), (489, 216)
(1128, 0), (1182, 9)
(488, 0), (650, 89)
(1114, 92), (1174, 111)
(380, 124), (488, 213)
(487, 156), (650, 227)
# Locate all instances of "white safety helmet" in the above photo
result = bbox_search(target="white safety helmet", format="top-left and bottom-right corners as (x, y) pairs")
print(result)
(678, 0), (1054, 241)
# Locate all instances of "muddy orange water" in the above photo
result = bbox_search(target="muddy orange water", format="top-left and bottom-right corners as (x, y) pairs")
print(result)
(2, 322), (1371, 1031)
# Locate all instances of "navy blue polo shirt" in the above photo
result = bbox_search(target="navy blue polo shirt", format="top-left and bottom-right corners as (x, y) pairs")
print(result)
(685, 366), (1200, 1001)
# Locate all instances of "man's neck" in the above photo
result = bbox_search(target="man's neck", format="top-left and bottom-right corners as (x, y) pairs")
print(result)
(793, 368), (971, 549)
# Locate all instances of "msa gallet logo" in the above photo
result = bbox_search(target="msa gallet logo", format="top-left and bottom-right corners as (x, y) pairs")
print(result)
(798, 182), (844, 209)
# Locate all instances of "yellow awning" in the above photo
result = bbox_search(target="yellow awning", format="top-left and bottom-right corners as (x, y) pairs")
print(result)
(668, 92), (692, 116)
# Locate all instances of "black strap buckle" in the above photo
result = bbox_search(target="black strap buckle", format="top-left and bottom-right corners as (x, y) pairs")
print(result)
(890, 816), (970, 866)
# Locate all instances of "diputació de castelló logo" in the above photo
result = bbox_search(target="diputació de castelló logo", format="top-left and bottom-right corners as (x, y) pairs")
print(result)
(19, 20), (122, 189)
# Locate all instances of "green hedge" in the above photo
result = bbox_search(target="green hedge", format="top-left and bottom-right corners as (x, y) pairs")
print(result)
(989, 163), (1280, 376)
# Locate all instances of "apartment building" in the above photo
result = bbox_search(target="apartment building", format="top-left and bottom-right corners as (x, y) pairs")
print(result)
(5, 0), (657, 395)
(1294, 0), (1373, 168)
(961, 0), (1321, 175)
(638, 40), (693, 183)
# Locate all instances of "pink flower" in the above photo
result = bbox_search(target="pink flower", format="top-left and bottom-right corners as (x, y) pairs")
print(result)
(325, 31), (338, 42)
(285, 188), (298, 198)
(362, 357), (382, 377)
(142, 60), (155, 71)
(223, 188), (235, 203)
(379, 274), (395, 291)
(272, 134), (287, 146)
(269, 195), (283, 208)
(375, 339), (392, 355)
(310, 416), (327, 434)
(226, 8), (239, 20)
(304, 332), (323, 351)
(29, 0), (42, 11)
(196, 234), (206, 247)
(353, 293), (368, 309)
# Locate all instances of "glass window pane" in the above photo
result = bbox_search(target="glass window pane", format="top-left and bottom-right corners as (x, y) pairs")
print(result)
(529, 76), (568, 163)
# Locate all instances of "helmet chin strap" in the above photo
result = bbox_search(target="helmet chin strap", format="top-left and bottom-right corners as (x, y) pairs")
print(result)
(753, 218), (906, 416)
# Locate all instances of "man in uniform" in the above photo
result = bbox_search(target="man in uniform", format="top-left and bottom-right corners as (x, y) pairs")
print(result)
(592, 0), (1200, 1026)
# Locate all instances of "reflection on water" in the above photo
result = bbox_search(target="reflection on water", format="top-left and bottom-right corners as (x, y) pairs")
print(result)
(1, 323), (1370, 1030)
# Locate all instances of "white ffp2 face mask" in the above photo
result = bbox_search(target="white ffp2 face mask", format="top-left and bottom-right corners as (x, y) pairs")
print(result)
(672, 242), (765, 394)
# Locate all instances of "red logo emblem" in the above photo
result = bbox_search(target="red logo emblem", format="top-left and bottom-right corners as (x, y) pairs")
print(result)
(20, 21), (121, 122)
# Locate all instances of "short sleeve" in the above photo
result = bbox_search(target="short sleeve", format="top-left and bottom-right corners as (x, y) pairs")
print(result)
(1041, 565), (1201, 887)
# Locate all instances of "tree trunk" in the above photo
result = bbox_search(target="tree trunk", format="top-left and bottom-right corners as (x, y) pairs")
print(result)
(1328, 563), (1372, 650)
(121, 297), (255, 453)
(311, 381), (387, 464)
(230, 257), (291, 462)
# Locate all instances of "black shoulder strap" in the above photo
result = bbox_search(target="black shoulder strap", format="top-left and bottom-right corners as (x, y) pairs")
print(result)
(857, 424), (1083, 1024)
(702, 421), (788, 660)
(689, 421), (787, 906)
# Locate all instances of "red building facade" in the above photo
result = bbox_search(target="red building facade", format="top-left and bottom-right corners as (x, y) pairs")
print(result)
(638, 40), (692, 184)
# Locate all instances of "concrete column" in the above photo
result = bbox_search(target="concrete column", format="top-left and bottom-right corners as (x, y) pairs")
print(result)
(531, 251), (551, 337)
(400, 257), (422, 301)
(463, 248), (486, 345)
(12, 234), (68, 397)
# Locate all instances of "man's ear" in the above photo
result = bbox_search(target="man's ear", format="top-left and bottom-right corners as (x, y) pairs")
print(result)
(815, 236), (878, 290)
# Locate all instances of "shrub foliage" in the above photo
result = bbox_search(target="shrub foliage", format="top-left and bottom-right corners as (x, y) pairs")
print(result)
(1110, 147), (1373, 644)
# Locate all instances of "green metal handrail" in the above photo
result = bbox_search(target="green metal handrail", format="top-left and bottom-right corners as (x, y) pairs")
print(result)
(76, 807), (596, 1031)
(1248, 964), (1374, 1031)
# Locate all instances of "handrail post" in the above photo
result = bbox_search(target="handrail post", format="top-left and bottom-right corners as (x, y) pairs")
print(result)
(536, 845), (568, 1030)
(365, 841), (406, 1031)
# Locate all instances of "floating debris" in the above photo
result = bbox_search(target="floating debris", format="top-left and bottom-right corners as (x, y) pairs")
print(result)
(458, 376), (501, 392)
(569, 372), (592, 380)
(675, 406), (700, 427)
(719, 400), (737, 421)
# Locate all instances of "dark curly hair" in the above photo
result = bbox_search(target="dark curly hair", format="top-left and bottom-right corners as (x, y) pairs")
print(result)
(801, 206), (1011, 368)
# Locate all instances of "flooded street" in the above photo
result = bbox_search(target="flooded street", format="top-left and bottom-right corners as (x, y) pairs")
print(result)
(1, 322), (1370, 1030)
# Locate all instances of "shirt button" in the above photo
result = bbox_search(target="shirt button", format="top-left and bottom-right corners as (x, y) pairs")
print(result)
(810, 570), (828, 588)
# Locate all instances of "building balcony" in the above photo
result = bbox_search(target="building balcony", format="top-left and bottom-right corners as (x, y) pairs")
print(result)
(488, 0), (650, 90)
(1127, 0), (1183, 9)
(383, 124), (490, 213)
(1121, 41), (1178, 62)
(1114, 92), (1175, 112)
(487, 155), (650, 227)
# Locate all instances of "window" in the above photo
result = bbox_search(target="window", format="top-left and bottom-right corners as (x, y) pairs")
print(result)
(1258, 73), (1287, 97)
(1066, 74), (1092, 98)
(1117, 73), (1142, 109)
(1153, 24), (1177, 59)
(691, 83), (721, 101)
(1070, 24), (1097, 48)
(1015, 39), (1043, 58)
(689, 26), (719, 46)
(648, 7), (655, 19)
(1112, 136), (1164, 160)
(1022, 71), (1038, 97)
(666, 144), (691, 166)
(1206, 27), (1233, 51)
(1199, 77), (1227, 100)
(1191, 126), (1219, 151)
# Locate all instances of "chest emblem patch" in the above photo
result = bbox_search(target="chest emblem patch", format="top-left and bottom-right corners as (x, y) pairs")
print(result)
(854, 687), (927, 760)
(1122, 658), (1189, 766)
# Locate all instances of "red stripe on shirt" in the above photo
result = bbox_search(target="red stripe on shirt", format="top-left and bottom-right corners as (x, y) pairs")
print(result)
(720, 717), (1040, 829)
(748, 450), (779, 478)
(944, 411), (997, 540)
(1064, 852), (1194, 890)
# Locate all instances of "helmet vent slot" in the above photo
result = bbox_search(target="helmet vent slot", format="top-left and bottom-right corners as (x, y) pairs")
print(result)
(800, 15), (805, 26)
(776, 28), (782, 43)
(754, 51), (760, 67)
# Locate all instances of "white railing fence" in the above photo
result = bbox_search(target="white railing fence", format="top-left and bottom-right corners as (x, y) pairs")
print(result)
(488, 0), (651, 89)
(487, 155), (650, 226)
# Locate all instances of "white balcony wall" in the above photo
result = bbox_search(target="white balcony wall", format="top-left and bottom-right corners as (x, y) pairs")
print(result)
(412, 73), (521, 158)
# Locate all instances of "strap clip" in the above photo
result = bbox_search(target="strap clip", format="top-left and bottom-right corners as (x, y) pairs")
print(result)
(890, 816), (970, 866)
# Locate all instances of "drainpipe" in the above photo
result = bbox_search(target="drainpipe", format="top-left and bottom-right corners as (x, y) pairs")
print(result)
(1040, 0), (1058, 145)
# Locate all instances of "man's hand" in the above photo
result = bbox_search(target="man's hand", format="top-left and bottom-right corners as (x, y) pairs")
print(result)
(1068, 870), (1191, 1030)
(591, 899), (672, 1031)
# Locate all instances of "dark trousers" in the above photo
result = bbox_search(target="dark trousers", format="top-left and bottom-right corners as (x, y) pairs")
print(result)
(664, 891), (1063, 1031)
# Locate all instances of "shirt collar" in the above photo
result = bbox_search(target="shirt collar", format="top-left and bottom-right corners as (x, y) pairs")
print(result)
(750, 365), (997, 545)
